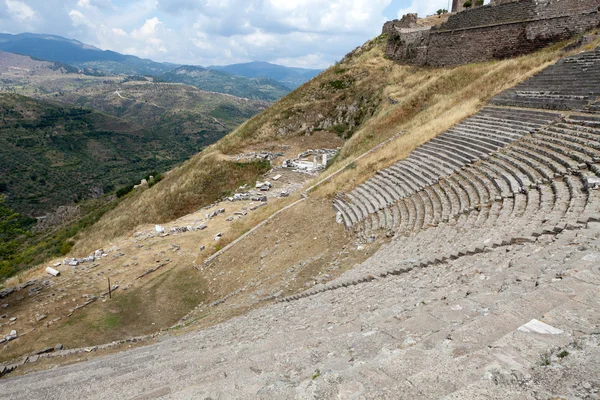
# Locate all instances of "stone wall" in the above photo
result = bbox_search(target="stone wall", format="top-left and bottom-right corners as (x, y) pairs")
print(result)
(382, 14), (418, 35)
(386, 0), (600, 67)
(441, 1), (536, 31)
(386, 27), (431, 65)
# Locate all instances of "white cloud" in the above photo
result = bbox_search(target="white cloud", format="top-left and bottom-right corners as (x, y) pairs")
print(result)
(5, 0), (36, 22)
(111, 27), (127, 36)
(69, 10), (94, 28)
(77, 0), (115, 10)
(132, 17), (163, 39)
(2, 0), (449, 68)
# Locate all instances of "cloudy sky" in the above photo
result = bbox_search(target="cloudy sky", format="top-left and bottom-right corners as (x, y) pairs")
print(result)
(0, 0), (458, 68)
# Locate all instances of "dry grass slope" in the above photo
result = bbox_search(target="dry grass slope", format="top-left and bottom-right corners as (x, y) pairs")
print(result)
(74, 31), (600, 255)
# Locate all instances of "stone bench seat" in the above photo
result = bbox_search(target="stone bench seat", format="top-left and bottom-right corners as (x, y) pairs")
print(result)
(333, 199), (357, 229)
(370, 178), (399, 206)
(495, 152), (543, 185)
(422, 141), (476, 164)
(460, 169), (490, 205)
(464, 116), (542, 134)
(492, 98), (591, 111)
(377, 170), (411, 198)
(453, 172), (481, 209)
(488, 155), (531, 188)
(509, 144), (566, 175)
(462, 113), (544, 131)
(516, 140), (579, 171)
(398, 162), (437, 187)
(457, 120), (535, 140)
(420, 140), (475, 165)
(346, 192), (368, 221)
(354, 186), (380, 214)
(525, 136), (594, 166)
(481, 160), (522, 194)
(409, 153), (454, 177)
(447, 128), (511, 149)
(503, 149), (554, 182)
(424, 186), (442, 224)
(388, 165), (425, 193)
(361, 181), (389, 209)
(544, 126), (600, 153)
(444, 130), (503, 152)
(535, 132), (600, 160)
(477, 108), (559, 123)
(413, 147), (464, 172)
(371, 175), (402, 203)
(405, 156), (445, 183)
(475, 163), (512, 196)
(432, 135), (494, 160)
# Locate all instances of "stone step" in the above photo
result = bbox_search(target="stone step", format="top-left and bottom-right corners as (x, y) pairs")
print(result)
(503, 148), (554, 181)
(414, 147), (464, 172)
(433, 135), (493, 160)
(363, 180), (390, 208)
(494, 152), (542, 185)
(354, 186), (378, 214)
(488, 155), (530, 188)
(388, 165), (424, 193)
(377, 170), (410, 198)
(510, 144), (566, 175)
(422, 141), (474, 165)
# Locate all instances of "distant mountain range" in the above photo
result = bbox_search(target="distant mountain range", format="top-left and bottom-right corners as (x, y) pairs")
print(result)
(210, 61), (321, 89)
(0, 33), (322, 89)
(155, 66), (290, 101)
(0, 33), (173, 76)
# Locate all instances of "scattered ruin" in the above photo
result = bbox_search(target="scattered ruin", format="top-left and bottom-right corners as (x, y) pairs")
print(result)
(282, 149), (339, 173)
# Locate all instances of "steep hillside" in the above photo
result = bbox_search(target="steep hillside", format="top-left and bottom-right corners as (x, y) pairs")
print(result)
(0, 93), (262, 216)
(55, 81), (270, 137)
(155, 66), (291, 101)
(74, 32), (590, 253)
(209, 61), (322, 89)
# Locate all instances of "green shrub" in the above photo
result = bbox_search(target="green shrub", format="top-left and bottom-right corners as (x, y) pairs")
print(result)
(464, 1), (472, 7)
(116, 185), (135, 198)
(60, 241), (73, 255)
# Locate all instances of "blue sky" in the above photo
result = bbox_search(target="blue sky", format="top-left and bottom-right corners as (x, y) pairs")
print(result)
(0, 0), (454, 68)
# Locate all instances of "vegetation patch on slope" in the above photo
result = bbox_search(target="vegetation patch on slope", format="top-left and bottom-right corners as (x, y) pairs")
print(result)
(74, 32), (600, 254)
(155, 66), (291, 101)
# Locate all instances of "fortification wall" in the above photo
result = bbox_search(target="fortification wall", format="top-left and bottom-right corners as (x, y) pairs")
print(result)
(427, 12), (600, 66)
(385, 0), (600, 66)
(440, 1), (536, 31)
(386, 27), (431, 64)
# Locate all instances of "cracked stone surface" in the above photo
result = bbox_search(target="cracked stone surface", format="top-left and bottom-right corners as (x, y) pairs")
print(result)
(1, 221), (599, 399)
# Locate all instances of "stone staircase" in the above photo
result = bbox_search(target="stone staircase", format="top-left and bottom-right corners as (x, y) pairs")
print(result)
(334, 112), (600, 240)
(491, 47), (600, 111)
(3, 219), (599, 399)
(333, 107), (561, 230)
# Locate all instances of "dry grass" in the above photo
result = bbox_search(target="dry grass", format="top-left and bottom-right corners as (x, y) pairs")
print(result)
(73, 29), (600, 255)
(73, 155), (270, 254)
(311, 35), (600, 198)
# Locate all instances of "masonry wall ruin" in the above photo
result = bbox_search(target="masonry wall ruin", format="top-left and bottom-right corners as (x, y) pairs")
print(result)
(386, 0), (600, 66)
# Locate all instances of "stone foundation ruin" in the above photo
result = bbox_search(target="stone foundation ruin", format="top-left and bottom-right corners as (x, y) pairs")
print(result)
(385, 0), (600, 66)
